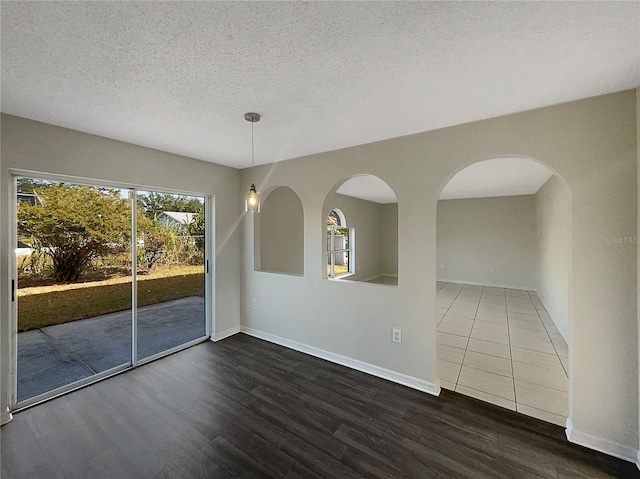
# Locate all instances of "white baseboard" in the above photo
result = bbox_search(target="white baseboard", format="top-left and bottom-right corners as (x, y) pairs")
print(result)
(566, 418), (638, 464)
(213, 325), (241, 342)
(1, 408), (13, 426)
(437, 278), (536, 291)
(240, 326), (440, 397)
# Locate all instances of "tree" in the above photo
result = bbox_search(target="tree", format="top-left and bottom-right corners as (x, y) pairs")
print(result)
(138, 192), (203, 219)
(137, 214), (170, 271)
(16, 177), (53, 194)
(18, 184), (131, 282)
(185, 208), (205, 251)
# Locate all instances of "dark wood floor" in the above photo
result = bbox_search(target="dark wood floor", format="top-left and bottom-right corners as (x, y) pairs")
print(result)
(1, 334), (638, 478)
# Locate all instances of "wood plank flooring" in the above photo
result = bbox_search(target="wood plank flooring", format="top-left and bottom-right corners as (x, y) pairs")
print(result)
(1, 334), (638, 478)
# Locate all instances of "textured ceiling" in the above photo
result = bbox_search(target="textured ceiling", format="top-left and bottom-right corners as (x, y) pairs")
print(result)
(1, 2), (639, 169)
(439, 158), (553, 200)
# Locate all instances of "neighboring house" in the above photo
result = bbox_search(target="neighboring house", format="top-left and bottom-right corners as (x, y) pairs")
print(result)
(15, 240), (32, 257)
(17, 193), (36, 205)
(156, 211), (194, 228)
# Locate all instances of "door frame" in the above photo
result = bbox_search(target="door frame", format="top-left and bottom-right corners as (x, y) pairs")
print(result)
(9, 169), (214, 411)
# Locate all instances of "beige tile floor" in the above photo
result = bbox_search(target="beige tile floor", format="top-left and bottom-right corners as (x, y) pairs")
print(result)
(436, 282), (569, 426)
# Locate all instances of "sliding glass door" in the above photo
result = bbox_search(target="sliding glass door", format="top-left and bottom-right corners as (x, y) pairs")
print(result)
(14, 175), (210, 408)
(135, 190), (207, 361)
(15, 178), (133, 403)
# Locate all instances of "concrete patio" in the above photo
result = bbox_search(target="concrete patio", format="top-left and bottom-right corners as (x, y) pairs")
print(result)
(17, 296), (205, 402)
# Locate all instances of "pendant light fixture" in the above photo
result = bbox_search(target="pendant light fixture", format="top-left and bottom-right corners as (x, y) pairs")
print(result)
(244, 112), (261, 213)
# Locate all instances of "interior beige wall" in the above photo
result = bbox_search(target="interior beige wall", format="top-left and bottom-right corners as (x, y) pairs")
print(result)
(257, 186), (304, 275)
(436, 195), (537, 289)
(0, 114), (242, 423)
(380, 203), (399, 276)
(535, 176), (571, 341)
(0, 91), (636, 458)
(241, 90), (638, 456)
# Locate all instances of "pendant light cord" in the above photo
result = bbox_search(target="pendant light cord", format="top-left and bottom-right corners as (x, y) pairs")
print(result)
(243, 112), (261, 212)
(251, 119), (255, 171)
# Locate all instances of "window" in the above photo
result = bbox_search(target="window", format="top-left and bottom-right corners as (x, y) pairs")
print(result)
(326, 209), (354, 278)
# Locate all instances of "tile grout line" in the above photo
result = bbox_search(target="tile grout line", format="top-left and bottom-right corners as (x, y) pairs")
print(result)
(453, 285), (482, 389)
(468, 288), (510, 360)
(527, 291), (569, 379)
(505, 290), (522, 412)
(436, 282), (465, 327)
(437, 282), (467, 388)
(521, 291), (569, 420)
(441, 286), (567, 422)
(513, 292), (569, 417)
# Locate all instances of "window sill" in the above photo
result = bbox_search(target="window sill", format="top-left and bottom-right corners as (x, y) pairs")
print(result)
(255, 269), (304, 277)
(328, 273), (356, 281)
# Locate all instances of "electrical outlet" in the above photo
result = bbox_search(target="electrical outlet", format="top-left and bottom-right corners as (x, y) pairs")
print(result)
(392, 328), (402, 344)
(490, 267), (495, 273)
(248, 254), (252, 262)
(439, 264), (444, 270)
(252, 299), (257, 309)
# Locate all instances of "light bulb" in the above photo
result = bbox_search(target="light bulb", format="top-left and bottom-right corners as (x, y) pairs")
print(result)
(245, 183), (260, 212)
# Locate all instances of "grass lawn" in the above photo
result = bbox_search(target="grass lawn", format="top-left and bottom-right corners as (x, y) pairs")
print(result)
(18, 265), (203, 332)
(327, 264), (349, 276)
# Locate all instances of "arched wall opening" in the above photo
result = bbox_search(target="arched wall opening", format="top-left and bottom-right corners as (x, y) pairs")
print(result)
(254, 186), (304, 276)
(434, 156), (572, 426)
(322, 174), (399, 286)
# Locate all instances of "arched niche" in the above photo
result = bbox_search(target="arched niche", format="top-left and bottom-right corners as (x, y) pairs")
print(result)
(254, 186), (304, 276)
(322, 174), (398, 286)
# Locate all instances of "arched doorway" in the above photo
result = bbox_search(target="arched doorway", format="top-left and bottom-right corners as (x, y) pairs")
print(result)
(435, 157), (571, 426)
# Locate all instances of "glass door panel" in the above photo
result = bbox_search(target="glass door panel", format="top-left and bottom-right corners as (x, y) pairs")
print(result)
(135, 191), (206, 361)
(16, 177), (132, 403)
